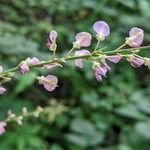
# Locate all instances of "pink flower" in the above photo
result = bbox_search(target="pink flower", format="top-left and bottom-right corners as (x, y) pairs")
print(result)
(20, 62), (29, 74)
(0, 86), (6, 95)
(0, 66), (3, 72)
(47, 30), (57, 51)
(106, 55), (122, 63)
(128, 56), (145, 68)
(74, 50), (91, 68)
(0, 122), (7, 135)
(126, 27), (144, 47)
(93, 21), (110, 41)
(93, 63), (110, 82)
(73, 32), (92, 49)
(31, 57), (40, 65)
(43, 63), (62, 69)
(38, 75), (58, 91)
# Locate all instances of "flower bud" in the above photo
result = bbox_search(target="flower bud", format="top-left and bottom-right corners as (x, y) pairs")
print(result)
(127, 55), (144, 68)
(47, 30), (57, 51)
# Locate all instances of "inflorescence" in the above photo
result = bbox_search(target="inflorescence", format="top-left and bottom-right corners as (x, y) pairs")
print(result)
(0, 20), (150, 135)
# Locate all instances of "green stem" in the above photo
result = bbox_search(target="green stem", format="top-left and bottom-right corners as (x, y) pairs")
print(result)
(115, 43), (126, 50)
(66, 47), (74, 57)
(101, 45), (150, 55)
(0, 45), (150, 77)
(94, 40), (100, 51)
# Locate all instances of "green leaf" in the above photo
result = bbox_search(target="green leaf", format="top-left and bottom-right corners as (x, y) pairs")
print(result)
(115, 104), (146, 120)
(135, 121), (150, 140)
(66, 118), (103, 147)
(13, 71), (37, 95)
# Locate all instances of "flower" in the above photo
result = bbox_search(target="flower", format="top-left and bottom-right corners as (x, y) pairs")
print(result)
(20, 62), (29, 74)
(93, 63), (110, 82)
(0, 122), (7, 135)
(38, 75), (58, 91)
(0, 86), (6, 95)
(43, 62), (62, 69)
(0, 66), (3, 72)
(128, 56), (145, 68)
(73, 32), (92, 49)
(106, 55), (122, 63)
(47, 30), (57, 51)
(93, 20), (110, 41)
(31, 57), (40, 65)
(126, 27), (144, 47)
(74, 50), (91, 68)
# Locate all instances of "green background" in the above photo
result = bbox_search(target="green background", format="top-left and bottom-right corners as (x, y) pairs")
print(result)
(0, 0), (150, 149)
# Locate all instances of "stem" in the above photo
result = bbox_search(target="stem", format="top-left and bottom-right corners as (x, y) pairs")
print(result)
(115, 43), (126, 50)
(0, 45), (150, 78)
(94, 40), (100, 51)
(66, 47), (74, 57)
(53, 51), (56, 59)
(101, 45), (150, 55)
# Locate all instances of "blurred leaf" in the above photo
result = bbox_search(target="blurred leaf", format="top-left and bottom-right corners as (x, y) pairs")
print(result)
(66, 118), (103, 147)
(13, 71), (37, 96)
(115, 104), (146, 120)
(135, 121), (150, 140)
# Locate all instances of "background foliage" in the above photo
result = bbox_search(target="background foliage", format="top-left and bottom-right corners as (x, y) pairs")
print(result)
(0, 0), (150, 149)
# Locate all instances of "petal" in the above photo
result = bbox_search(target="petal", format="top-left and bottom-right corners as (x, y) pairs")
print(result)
(130, 57), (144, 68)
(96, 66), (107, 76)
(95, 72), (103, 82)
(75, 32), (92, 47)
(49, 30), (57, 42)
(31, 57), (40, 65)
(75, 50), (91, 56)
(45, 75), (58, 84)
(43, 63), (62, 69)
(93, 21), (110, 36)
(128, 27), (144, 47)
(0, 87), (7, 95)
(75, 59), (83, 68)
(43, 75), (58, 91)
(106, 55), (122, 63)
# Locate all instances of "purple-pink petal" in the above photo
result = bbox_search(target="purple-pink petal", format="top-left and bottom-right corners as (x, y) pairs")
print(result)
(95, 72), (103, 82)
(0, 86), (6, 95)
(75, 32), (92, 48)
(47, 30), (57, 51)
(106, 55), (122, 63)
(20, 63), (29, 74)
(31, 57), (40, 65)
(43, 63), (62, 69)
(38, 75), (58, 92)
(0, 122), (7, 135)
(126, 27), (144, 47)
(49, 30), (57, 42)
(93, 63), (111, 82)
(75, 59), (83, 68)
(93, 21), (110, 37)
(74, 50), (91, 68)
(95, 66), (107, 77)
(129, 57), (145, 68)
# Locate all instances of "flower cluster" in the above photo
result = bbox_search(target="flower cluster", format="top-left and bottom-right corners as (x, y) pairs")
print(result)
(0, 20), (149, 99)
(0, 19), (150, 135)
